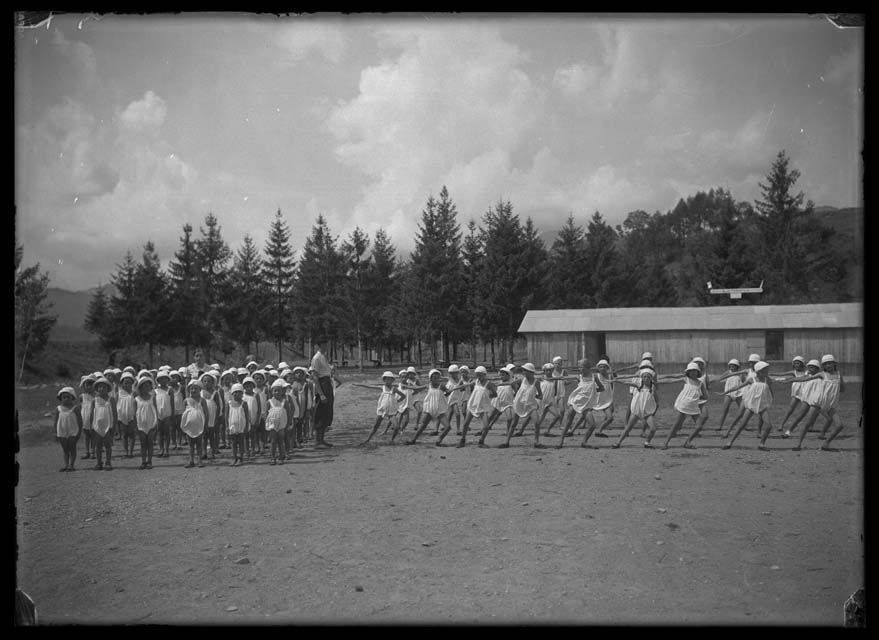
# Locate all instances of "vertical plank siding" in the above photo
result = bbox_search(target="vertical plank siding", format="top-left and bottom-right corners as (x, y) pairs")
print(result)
(524, 328), (862, 377)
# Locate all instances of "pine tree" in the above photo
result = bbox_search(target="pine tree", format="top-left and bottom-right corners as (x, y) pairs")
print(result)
(15, 243), (57, 381)
(461, 219), (486, 364)
(294, 214), (346, 360)
(341, 227), (371, 370)
(410, 186), (465, 363)
(224, 234), (265, 355)
(84, 283), (114, 353)
(134, 241), (168, 367)
(368, 228), (398, 363)
(167, 223), (206, 363)
(546, 214), (589, 309)
(261, 209), (297, 362)
(583, 212), (623, 307)
(194, 213), (232, 357)
(108, 251), (140, 353)
(753, 150), (816, 303)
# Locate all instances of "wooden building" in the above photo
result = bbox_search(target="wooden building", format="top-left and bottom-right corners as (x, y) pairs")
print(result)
(518, 303), (863, 377)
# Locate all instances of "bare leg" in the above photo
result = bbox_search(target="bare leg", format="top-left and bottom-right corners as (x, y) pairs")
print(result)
(612, 413), (641, 448)
(724, 411), (754, 448)
(662, 413), (688, 449)
(794, 406), (822, 450)
(757, 413), (772, 449)
(500, 414), (520, 448)
(407, 412), (433, 444)
(556, 408), (577, 447)
(821, 411), (844, 449)
(785, 403), (812, 436)
(457, 413), (475, 446)
(724, 405), (748, 439)
(683, 407), (710, 448)
(717, 396), (734, 431)
(594, 407), (615, 436)
(362, 416), (384, 444)
(779, 398), (801, 431)
(579, 412), (601, 447)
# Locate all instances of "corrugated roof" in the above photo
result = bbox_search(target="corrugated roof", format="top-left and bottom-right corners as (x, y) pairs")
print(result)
(517, 303), (863, 333)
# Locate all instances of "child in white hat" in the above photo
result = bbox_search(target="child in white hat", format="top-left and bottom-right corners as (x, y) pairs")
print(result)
(590, 359), (617, 439)
(479, 365), (518, 446)
(652, 363), (707, 449)
(455, 366), (495, 447)
(170, 370), (186, 450)
(226, 383), (250, 466)
(406, 370), (454, 445)
(717, 359), (745, 433)
(251, 370), (269, 454)
(721, 361), (807, 450)
(265, 379), (292, 464)
(499, 363), (545, 449)
(241, 376), (261, 458)
(200, 372), (222, 461)
(777, 356), (809, 433)
(79, 375), (96, 460)
(556, 359), (604, 448)
(393, 368), (424, 437)
(284, 370), (303, 452)
(782, 360), (823, 438)
(181, 380), (208, 468)
(54, 387), (83, 472)
(354, 372), (407, 445)
(718, 354), (762, 439)
(611, 365), (660, 449)
(793, 355), (847, 451)
(154, 371), (174, 459)
(218, 370), (236, 451)
(133, 377), (159, 469)
(115, 373), (137, 459)
(533, 364), (563, 437)
(91, 377), (117, 470)
(444, 365), (464, 437)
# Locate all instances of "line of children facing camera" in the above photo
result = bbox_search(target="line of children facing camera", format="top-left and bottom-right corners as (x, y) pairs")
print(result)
(349, 351), (847, 452)
(53, 361), (322, 472)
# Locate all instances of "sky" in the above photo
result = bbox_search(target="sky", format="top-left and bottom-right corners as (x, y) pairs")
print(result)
(15, 12), (863, 291)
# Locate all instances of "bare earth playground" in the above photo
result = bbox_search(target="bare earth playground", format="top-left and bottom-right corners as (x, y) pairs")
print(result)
(15, 377), (862, 625)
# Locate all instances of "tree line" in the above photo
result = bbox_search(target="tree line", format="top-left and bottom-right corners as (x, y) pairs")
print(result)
(67, 150), (854, 369)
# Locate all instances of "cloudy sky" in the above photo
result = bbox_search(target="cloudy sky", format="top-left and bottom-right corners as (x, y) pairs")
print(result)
(15, 13), (863, 291)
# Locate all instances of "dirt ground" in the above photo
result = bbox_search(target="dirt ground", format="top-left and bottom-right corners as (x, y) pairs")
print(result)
(15, 375), (864, 625)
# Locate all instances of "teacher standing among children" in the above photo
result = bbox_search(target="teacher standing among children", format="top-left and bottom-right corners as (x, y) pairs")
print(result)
(311, 339), (338, 448)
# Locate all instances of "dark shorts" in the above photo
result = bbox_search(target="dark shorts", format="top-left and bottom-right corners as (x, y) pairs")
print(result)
(314, 376), (335, 429)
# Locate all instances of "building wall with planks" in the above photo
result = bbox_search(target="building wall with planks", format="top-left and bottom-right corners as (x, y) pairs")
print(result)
(524, 328), (862, 377)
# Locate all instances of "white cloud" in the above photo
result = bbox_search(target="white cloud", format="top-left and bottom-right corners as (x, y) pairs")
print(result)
(275, 21), (346, 64)
(119, 90), (167, 134)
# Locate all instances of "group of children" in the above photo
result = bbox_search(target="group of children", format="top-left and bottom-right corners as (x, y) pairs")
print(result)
(52, 350), (851, 471)
(349, 351), (850, 453)
(53, 360), (323, 472)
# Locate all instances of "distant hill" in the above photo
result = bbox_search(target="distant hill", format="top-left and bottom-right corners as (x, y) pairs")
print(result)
(46, 284), (115, 342)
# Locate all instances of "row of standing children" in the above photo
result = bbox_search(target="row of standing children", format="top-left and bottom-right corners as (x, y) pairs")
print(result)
(58, 359), (323, 471)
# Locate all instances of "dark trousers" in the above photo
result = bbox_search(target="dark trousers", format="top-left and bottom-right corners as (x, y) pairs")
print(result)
(314, 376), (334, 432)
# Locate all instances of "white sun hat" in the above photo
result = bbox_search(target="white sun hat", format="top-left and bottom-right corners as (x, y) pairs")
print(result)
(692, 356), (706, 365)
(685, 362), (701, 372)
(820, 354), (836, 364)
(271, 378), (287, 389)
(521, 363), (537, 373)
(230, 383), (244, 393)
(407, 366), (417, 374)
(792, 356), (805, 364)
(474, 365), (487, 374)
(242, 377), (255, 386)
(728, 358), (740, 367)
(641, 352), (653, 360)
(754, 361), (770, 372)
(552, 356), (564, 364)
(428, 369), (441, 378)
(382, 371), (397, 379)
(596, 359), (610, 368)
(807, 359), (821, 368)
(639, 360), (654, 369)
(448, 364), (460, 373)
(748, 353), (761, 363)
(57, 386), (76, 399)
